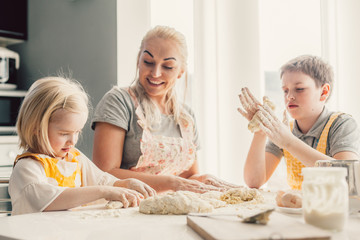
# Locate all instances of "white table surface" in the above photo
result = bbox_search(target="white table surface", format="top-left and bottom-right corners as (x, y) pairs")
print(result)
(0, 204), (202, 240)
(0, 202), (359, 240)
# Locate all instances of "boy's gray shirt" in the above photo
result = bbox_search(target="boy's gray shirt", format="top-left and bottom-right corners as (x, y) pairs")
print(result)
(91, 87), (200, 170)
(266, 106), (360, 158)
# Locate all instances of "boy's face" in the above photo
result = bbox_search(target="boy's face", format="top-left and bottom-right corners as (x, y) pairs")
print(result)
(48, 109), (87, 158)
(282, 71), (328, 121)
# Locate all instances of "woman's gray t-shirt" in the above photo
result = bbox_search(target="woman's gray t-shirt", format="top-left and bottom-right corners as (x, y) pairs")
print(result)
(91, 87), (200, 169)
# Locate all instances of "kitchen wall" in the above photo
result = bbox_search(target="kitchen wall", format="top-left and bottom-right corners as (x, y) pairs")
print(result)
(8, 0), (117, 157)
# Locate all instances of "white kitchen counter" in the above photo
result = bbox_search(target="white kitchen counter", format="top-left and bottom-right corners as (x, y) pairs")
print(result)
(0, 204), (202, 240)
(0, 202), (359, 240)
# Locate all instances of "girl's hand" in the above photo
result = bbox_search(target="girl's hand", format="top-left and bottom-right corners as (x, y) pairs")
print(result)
(237, 87), (261, 121)
(104, 186), (143, 208)
(172, 176), (222, 193)
(116, 178), (156, 199)
(255, 105), (294, 149)
(191, 174), (241, 190)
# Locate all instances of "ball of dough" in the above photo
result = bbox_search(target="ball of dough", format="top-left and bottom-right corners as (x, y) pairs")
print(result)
(276, 190), (302, 208)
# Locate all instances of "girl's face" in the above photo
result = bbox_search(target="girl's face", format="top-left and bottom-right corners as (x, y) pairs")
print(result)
(138, 37), (184, 104)
(48, 109), (87, 158)
(282, 71), (328, 121)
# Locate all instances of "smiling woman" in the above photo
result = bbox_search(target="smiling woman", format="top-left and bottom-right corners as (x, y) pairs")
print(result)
(91, 25), (240, 194)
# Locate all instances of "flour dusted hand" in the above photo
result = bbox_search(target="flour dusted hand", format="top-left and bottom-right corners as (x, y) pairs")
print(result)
(174, 176), (222, 193)
(238, 87), (261, 122)
(121, 178), (156, 199)
(191, 174), (241, 190)
(104, 186), (143, 208)
(248, 96), (276, 133)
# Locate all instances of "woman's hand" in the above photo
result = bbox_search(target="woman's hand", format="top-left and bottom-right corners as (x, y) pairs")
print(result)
(172, 176), (222, 193)
(255, 105), (294, 149)
(190, 174), (241, 190)
(103, 186), (143, 208)
(115, 178), (157, 199)
(237, 87), (261, 121)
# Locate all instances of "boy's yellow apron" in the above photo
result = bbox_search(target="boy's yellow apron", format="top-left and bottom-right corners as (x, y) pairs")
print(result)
(283, 112), (342, 190)
(14, 149), (82, 187)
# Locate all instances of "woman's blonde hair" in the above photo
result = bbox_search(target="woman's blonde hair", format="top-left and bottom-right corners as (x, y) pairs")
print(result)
(131, 25), (192, 129)
(16, 76), (89, 156)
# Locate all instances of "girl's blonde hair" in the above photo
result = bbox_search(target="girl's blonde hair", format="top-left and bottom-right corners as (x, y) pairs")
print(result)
(16, 76), (89, 156)
(131, 25), (192, 129)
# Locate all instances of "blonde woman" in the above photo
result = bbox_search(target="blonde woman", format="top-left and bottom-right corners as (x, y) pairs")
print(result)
(9, 77), (155, 215)
(92, 25), (238, 193)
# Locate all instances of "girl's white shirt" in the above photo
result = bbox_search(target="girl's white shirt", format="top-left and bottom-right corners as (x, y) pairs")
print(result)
(8, 151), (118, 215)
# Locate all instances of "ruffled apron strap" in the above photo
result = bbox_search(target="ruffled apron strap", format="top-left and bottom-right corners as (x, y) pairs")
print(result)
(126, 87), (147, 129)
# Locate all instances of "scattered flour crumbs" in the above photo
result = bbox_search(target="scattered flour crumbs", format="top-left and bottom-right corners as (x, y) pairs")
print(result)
(72, 187), (272, 219)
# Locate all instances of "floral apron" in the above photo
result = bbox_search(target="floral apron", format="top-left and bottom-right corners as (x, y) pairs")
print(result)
(283, 112), (342, 190)
(128, 89), (196, 175)
(14, 149), (82, 187)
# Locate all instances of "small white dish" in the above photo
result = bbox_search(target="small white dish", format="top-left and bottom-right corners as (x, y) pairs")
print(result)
(276, 206), (302, 215)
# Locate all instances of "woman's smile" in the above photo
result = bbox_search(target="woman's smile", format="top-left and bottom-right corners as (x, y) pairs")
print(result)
(147, 77), (164, 86)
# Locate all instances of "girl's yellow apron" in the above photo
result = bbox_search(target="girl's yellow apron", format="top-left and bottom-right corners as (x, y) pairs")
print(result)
(14, 149), (82, 187)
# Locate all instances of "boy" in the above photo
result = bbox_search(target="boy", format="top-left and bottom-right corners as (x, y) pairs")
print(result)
(238, 55), (360, 190)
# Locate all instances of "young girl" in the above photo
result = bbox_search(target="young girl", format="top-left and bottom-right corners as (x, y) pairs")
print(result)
(9, 77), (156, 215)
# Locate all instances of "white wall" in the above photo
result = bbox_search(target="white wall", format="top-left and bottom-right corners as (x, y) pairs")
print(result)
(336, 0), (360, 123)
(116, 0), (151, 87)
(194, 0), (262, 184)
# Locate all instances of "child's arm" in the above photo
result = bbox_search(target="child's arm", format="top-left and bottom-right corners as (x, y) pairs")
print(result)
(255, 105), (359, 166)
(238, 88), (281, 188)
(79, 151), (157, 198)
(44, 185), (142, 211)
(114, 178), (157, 198)
(243, 132), (281, 188)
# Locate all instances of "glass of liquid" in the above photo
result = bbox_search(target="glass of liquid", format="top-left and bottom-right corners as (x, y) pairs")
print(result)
(302, 167), (348, 231)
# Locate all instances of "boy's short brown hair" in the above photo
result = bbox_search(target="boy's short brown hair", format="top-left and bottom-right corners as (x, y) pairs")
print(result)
(280, 55), (334, 99)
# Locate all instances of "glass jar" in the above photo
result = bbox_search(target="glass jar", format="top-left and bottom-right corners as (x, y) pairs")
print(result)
(302, 167), (348, 231)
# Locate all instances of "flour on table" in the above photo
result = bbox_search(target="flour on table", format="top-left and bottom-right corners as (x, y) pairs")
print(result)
(220, 187), (264, 204)
(139, 191), (225, 215)
(76, 209), (124, 219)
(105, 201), (124, 209)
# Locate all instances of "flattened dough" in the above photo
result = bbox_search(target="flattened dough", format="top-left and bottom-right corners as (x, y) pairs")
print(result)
(139, 191), (225, 215)
(220, 187), (264, 204)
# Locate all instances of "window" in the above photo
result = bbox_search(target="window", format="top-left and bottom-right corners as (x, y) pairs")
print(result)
(259, 0), (322, 190)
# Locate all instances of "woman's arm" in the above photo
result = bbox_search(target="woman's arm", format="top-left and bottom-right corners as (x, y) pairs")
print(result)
(93, 122), (218, 193)
(93, 122), (172, 192)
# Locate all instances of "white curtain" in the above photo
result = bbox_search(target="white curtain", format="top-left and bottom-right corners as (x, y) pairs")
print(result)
(193, 0), (262, 185)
